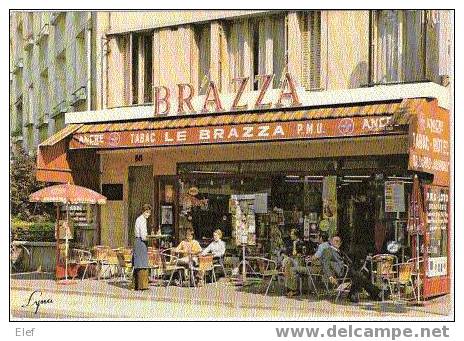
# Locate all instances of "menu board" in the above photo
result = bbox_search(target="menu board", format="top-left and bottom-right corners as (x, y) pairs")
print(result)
(424, 185), (449, 277)
(385, 181), (406, 213)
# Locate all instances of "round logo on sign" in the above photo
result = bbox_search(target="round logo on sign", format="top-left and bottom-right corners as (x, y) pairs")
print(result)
(108, 132), (121, 146)
(338, 118), (354, 135)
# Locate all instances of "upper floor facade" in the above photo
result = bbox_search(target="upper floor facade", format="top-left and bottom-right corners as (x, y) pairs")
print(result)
(10, 10), (453, 153)
(10, 11), (95, 154)
(99, 10), (452, 114)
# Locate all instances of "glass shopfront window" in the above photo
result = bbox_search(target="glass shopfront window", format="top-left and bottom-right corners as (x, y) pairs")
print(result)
(172, 155), (414, 260)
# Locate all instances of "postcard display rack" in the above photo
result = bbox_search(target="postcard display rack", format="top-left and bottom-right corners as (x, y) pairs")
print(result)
(230, 194), (256, 284)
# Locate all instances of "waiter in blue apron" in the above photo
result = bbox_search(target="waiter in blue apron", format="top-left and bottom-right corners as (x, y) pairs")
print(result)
(132, 203), (151, 290)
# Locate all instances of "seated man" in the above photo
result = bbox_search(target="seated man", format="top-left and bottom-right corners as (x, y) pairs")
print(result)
(311, 232), (330, 262)
(321, 235), (382, 303)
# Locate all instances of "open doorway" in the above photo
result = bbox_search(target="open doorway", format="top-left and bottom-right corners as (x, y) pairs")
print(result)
(128, 165), (153, 246)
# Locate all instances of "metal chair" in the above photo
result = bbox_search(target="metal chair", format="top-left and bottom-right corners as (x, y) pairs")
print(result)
(407, 256), (424, 301)
(212, 255), (227, 280)
(70, 248), (96, 280)
(247, 257), (284, 296)
(297, 258), (324, 297)
(160, 248), (185, 287)
(332, 264), (352, 302)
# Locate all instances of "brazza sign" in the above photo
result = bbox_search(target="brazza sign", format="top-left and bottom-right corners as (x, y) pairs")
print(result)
(153, 73), (301, 116)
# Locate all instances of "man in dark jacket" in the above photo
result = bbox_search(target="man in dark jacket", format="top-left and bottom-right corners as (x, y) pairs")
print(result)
(321, 236), (382, 303)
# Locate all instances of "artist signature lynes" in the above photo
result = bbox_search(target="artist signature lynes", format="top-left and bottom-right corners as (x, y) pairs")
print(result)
(21, 290), (53, 314)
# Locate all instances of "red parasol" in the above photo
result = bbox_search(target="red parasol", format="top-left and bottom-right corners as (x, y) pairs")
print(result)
(29, 184), (106, 283)
(407, 174), (425, 303)
(29, 183), (107, 205)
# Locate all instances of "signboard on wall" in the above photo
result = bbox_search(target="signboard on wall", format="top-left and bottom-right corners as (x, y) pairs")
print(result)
(384, 181), (405, 212)
(423, 185), (449, 278)
(322, 176), (337, 238)
(408, 101), (450, 186)
(70, 115), (402, 150)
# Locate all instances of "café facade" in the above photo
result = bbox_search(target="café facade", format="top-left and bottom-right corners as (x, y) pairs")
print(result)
(36, 75), (451, 299)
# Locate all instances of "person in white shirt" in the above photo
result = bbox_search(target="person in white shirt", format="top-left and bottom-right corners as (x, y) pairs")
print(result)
(201, 229), (226, 258)
(132, 204), (151, 290)
(197, 229), (226, 286)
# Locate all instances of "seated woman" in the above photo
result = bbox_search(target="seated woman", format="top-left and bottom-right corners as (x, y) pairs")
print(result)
(175, 228), (202, 267)
(281, 229), (309, 297)
(201, 229), (225, 259)
(197, 229), (226, 285)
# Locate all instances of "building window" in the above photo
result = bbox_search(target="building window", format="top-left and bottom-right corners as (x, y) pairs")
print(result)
(40, 71), (50, 118)
(375, 10), (426, 84)
(301, 11), (322, 90)
(143, 35), (153, 103)
(38, 37), (49, 72)
(271, 15), (287, 89)
(55, 52), (66, 107)
(14, 99), (23, 136)
(15, 23), (24, 61)
(225, 19), (248, 92)
(124, 33), (153, 105)
(54, 13), (66, 54)
(131, 35), (139, 104)
(75, 31), (87, 90)
(226, 15), (287, 92)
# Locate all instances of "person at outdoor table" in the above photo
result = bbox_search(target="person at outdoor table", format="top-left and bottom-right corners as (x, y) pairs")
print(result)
(201, 229), (225, 258)
(281, 229), (310, 297)
(196, 229), (226, 285)
(132, 204), (151, 290)
(311, 232), (330, 261)
(175, 228), (202, 266)
(320, 235), (383, 303)
(289, 228), (305, 257)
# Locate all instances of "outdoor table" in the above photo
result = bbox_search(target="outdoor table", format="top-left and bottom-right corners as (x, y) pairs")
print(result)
(146, 234), (170, 249)
(168, 249), (201, 287)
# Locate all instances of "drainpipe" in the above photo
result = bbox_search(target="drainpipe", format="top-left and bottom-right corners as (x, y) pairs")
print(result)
(86, 12), (92, 111)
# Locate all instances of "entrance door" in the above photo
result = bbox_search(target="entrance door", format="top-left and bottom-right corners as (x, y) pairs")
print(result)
(128, 166), (153, 246)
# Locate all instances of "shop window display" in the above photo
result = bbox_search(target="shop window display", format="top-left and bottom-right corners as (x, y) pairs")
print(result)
(174, 157), (414, 262)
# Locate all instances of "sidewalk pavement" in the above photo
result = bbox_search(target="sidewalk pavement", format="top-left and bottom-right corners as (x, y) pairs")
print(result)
(10, 272), (452, 320)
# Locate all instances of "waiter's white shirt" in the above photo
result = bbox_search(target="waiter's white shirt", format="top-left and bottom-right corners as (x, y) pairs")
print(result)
(134, 214), (148, 241)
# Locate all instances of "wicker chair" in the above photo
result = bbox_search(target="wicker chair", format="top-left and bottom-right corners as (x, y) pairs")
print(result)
(371, 254), (398, 299)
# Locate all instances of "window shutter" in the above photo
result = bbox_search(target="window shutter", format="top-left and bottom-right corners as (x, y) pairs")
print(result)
(123, 34), (132, 106)
(309, 11), (321, 90)
(301, 13), (310, 89)
(301, 12), (321, 90)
